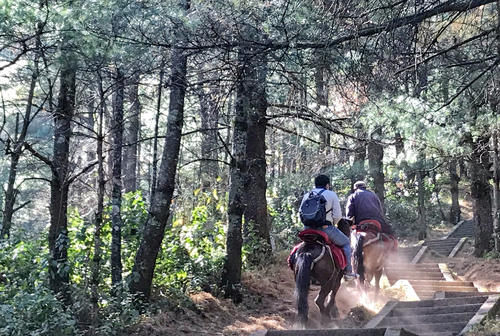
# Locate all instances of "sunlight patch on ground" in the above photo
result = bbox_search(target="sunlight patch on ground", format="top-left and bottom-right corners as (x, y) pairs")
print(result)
(223, 316), (286, 335)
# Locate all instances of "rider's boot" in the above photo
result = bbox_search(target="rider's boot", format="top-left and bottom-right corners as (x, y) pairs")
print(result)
(341, 244), (359, 281)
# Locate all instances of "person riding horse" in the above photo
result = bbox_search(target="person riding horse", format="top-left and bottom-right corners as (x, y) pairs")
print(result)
(300, 174), (358, 281)
(346, 180), (396, 291)
(346, 180), (394, 236)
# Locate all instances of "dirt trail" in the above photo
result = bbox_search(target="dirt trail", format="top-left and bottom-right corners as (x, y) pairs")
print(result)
(131, 252), (408, 336)
(131, 214), (500, 335)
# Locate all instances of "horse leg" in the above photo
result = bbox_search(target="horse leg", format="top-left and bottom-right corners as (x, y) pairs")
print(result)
(374, 268), (383, 295)
(295, 253), (313, 327)
(363, 267), (372, 287)
(325, 275), (342, 319)
(314, 280), (334, 325)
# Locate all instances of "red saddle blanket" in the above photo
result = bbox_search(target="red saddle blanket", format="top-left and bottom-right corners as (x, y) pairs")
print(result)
(287, 229), (347, 271)
(357, 231), (398, 251)
(355, 219), (398, 251)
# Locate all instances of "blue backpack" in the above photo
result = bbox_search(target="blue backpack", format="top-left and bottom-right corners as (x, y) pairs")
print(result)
(299, 189), (330, 227)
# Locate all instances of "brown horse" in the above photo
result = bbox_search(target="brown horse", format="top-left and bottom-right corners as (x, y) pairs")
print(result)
(352, 230), (396, 293)
(293, 219), (351, 326)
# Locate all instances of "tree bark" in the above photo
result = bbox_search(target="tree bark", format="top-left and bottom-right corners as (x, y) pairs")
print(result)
(1, 25), (41, 239)
(467, 133), (493, 257)
(492, 0), (500, 251)
(492, 129), (500, 251)
(221, 49), (250, 303)
(314, 56), (329, 151)
(197, 79), (219, 191)
(49, 54), (76, 304)
(431, 168), (447, 222)
(395, 132), (404, 156)
(351, 128), (366, 192)
(367, 128), (385, 209)
(416, 150), (427, 240)
(123, 75), (141, 193)
(151, 66), (164, 201)
(449, 159), (461, 224)
(90, 74), (106, 326)
(130, 38), (188, 299)
(111, 68), (124, 288)
(243, 54), (271, 265)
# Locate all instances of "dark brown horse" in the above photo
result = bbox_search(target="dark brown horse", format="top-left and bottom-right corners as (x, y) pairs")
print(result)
(293, 219), (351, 326)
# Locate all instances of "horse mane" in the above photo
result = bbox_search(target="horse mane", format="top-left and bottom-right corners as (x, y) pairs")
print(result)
(337, 218), (351, 237)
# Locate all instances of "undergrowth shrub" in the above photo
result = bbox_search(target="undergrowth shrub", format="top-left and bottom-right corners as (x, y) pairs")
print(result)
(153, 190), (226, 296)
(0, 239), (78, 336)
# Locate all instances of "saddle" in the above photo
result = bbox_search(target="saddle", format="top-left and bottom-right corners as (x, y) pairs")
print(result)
(354, 219), (398, 251)
(287, 229), (347, 271)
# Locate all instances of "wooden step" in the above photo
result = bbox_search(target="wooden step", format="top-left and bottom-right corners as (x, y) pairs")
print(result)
(408, 280), (474, 287)
(387, 268), (442, 272)
(401, 321), (466, 334)
(393, 295), (487, 308)
(379, 311), (476, 327)
(411, 285), (477, 292)
(263, 328), (418, 336)
(437, 291), (500, 298)
(390, 303), (483, 316)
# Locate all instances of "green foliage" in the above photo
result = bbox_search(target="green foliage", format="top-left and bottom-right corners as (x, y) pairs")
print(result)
(153, 190), (226, 295)
(0, 287), (78, 336)
(68, 208), (93, 285)
(465, 313), (500, 336)
(67, 191), (146, 290)
(385, 196), (419, 237)
(0, 239), (78, 336)
(0, 239), (48, 296)
(242, 226), (272, 267)
(268, 173), (309, 249)
(93, 291), (141, 336)
(483, 250), (500, 260)
(121, 191), (148, 273)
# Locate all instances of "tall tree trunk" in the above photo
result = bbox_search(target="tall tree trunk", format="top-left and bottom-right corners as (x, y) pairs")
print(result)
(416, 150), (427, 240)
(315, 57), (329, 151)
(130, 36), (189, 299)
(221, 49), (250, 303)
(395, 132), (404, 156)
(49, 53), (76, 304)
(467, 133), (493, 257)
(449, 159), (461, 224)
(431, 168), (447, 222)
(492, 0), (500, 251)
(197, 80), (219, 191)
(243, 55), (271, 265)
(492, 129), (500, 251)
(123, 75), (141, 193)
(1, 25), (41, 239)
(111, 68), (124, 288)
(367, 128), (385, 209)
(90, 75), (106, 327)
(351, 127), (366, 192)
(151, 67), (164, 201)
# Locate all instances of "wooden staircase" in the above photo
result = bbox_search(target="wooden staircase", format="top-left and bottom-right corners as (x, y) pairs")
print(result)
(385, 263), (446, 284)
(259, 327), (418, 335)
(365, 295), (499, 336)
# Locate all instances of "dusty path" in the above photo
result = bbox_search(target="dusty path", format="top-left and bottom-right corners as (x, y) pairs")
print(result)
(131, 252), (405, 336)
(131, 222), (500, 335)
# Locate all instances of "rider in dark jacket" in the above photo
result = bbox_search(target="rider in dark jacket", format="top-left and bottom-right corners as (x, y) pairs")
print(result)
(346, 181), (394, 235)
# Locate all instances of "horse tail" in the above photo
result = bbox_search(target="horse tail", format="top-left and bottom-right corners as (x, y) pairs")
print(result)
(356, 235), (365, 284)
(295, 251), (313, 321)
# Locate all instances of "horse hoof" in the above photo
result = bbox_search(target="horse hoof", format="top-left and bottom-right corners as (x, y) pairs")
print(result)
(293, 321), (307, 330)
